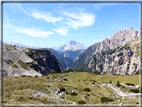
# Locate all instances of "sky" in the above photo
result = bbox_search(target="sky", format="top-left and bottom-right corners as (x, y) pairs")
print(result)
(3, 3), (139, 48)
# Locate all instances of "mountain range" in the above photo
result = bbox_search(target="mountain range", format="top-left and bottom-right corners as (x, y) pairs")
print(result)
(4, 40), (87, 52)
(71, 27), (141, 75)
(2, 27), (141, 76)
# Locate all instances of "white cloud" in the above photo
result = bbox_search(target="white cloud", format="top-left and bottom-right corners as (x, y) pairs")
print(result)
(4, 23), (53, 38)
(94, 5), (100, 9)
(13, 3), (29, 15)
(16, 3), (29, 15)
(51, 3), (63, 13)
(63, 11), (95, 30)
(16, 28), (53, 38)
(32, 11), (63, 23)
(53, 28), (68, 35)
(15, 36), (19, 38)
(98, 35), (104, 37)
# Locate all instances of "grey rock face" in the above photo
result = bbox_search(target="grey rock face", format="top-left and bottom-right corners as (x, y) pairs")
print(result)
(81, 38), (140, 75)
(71, 27), (140, 75)
(38, 48), (73, 69)
(2, 44), (63, 77)
(26, 50), (63, 74)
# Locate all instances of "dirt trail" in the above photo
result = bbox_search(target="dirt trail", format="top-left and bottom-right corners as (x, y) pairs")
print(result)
(106, 84), (141, 97)
(8, 53), (25, 77)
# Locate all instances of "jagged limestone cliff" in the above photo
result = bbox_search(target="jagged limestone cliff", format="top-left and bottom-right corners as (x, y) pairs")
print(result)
(71, 27), (141, 75)
(73, 38), (141, 75)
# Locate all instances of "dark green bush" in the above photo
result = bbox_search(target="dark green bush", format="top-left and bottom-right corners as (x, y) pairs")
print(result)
(60, 87), (66, 92)
(117, 52), (124, 57)
(93, 80), (97, 82)
(65, 90), (69, 94)
(116, 80), (121, 86)
(27, 76), (32, 77)
(126, 83), (135, 86)
(78, 100), (86, 104)
(12, 64), (18, 68)
(70, 92), (78, 96)
(86, 94), (90, 96)
(63, 78), (68, 81)
(110, 80), (112, 84)
(20, 75), (26, 77)
(130, 89), (139, 93)
(35, 75), (38, 77)
(84, 88), (91, 92)
(100, 97), (114, 103)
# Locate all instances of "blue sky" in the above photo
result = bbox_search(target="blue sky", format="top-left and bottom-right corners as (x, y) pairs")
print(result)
(3, 3), (139, 48)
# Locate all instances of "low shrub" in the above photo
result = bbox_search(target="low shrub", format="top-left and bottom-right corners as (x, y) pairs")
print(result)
(47, 85), (50, 87)
(116, 80), (121, 87)
(27, 76), (32, 77)
(65, 90), (69, 94)
(84, 88), (91, 92)
(63, 78), (68, 81)
(18, 60), (29, 70)
(70, 92), (78, 96)
(100, 97), (114, 103)
(35, 75), (38, 77)
(20, 75), (26, 77)
(78, 100), (86, 104)
(86, 94), (90, 96)
(93, 80), (97, 82)
(126, 83), (135, 86)
(12, 64), (18, 68)
(60, 87), (66, 92)
(110, 80), (112, 84)
(130, 89), (139, 93)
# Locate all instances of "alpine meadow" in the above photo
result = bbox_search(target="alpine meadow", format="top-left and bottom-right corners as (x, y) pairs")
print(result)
(2, 2), (141, 106)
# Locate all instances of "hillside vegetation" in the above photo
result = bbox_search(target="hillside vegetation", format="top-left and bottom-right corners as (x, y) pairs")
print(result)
(3, 71), (140, 105)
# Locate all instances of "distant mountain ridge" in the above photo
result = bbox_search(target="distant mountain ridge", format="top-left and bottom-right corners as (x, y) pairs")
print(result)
(54, 40), (87, 52)
(3, 41), (48, 49)
(4, 40), (87, 52)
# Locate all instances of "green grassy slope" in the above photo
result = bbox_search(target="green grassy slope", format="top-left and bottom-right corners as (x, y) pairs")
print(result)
(3, 71), (140, 105)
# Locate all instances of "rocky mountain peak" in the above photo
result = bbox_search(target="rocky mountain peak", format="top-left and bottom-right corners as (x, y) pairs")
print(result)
(68, 40), (76, 45)
(57, 40), (87, 51)
(130, 27), (134, 31)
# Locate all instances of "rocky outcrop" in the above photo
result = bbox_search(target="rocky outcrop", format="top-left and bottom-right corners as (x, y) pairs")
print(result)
(71, 27), (140, 75)
(2, 44), (63, 77)
(39, 48), (73, 69)
(26, 49), (63, 74)
(75, 38), (140, 75)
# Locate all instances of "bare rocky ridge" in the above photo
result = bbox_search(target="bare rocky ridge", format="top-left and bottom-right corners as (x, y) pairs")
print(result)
(87, 38), (140, 75)
(57, 40), (87, 51)
(2, 44), (63, 77)
(71, 27), (140, 75)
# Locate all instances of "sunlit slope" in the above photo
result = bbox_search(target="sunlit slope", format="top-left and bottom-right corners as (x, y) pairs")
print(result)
(3, 71), (140, 105)
(67, 72), (139, 85)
